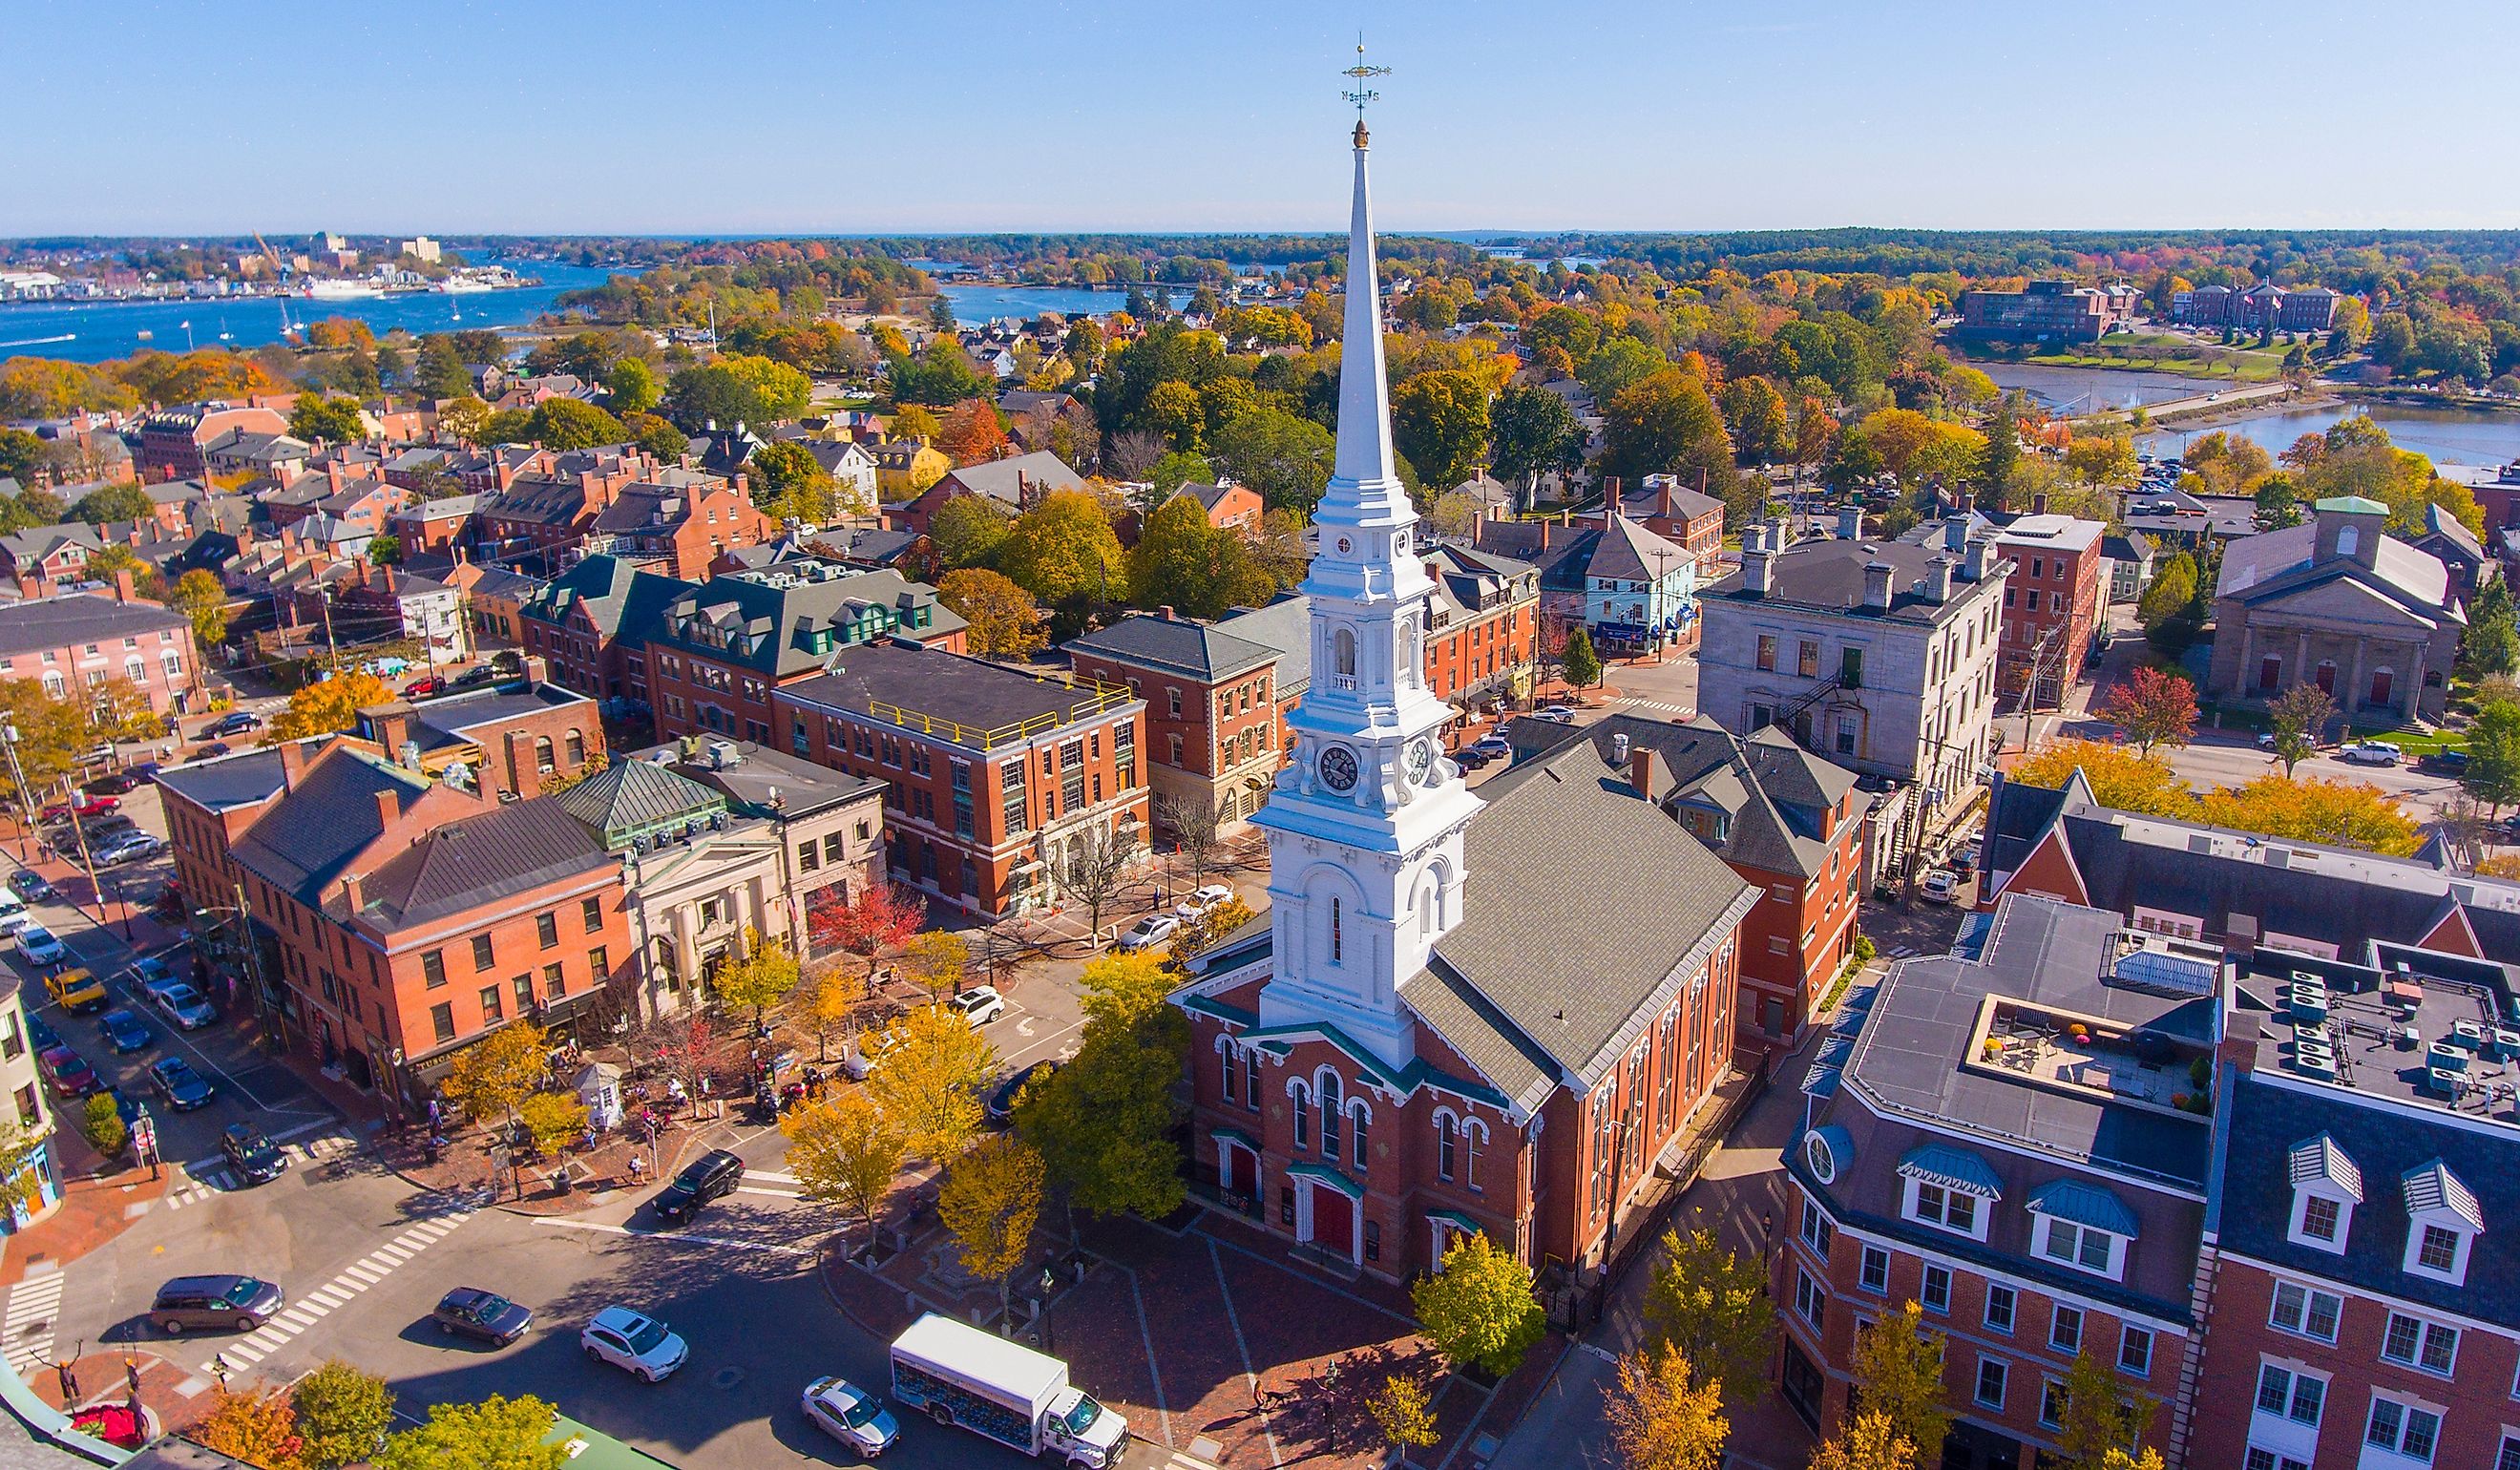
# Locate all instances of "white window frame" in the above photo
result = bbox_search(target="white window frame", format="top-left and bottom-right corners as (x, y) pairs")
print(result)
(1984, 1282), (2016, 1334)
(2036, 1214), (2127, 1281)
(1858, 1244), (1890, 1295)
(1922, 1263), (1952, 1315)
(2380, 1312), (2460, 1378)
(2363, 1392), (2444, 1466)
(2402, 1216), (2474, 1287)
(2118, 1324), (2153, 1377)
(2049, 1302), (2085, 1355)
(1974, 1355), (2007, 1411)
(1902, 1177), (1989, 1242)
(2287, 1185), (2354, 1255)
(2268, 1279), (2343, 1344)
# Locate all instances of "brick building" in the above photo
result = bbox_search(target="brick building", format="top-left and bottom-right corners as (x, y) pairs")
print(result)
(515, 555), (693, 706)
(578, 469), (772, 580)
(889, 450), (1085, 536)
(1065, 609), (1283, 834)
(475, 448), (665, 574)
(771, 640), (1145, 916)
(1956, 281), (2128, 342)
(1582, 475), (1728, 579)
(135, 404), (289, 481)
(1780, 897), (2208, 1468)
(1508, 714), (1869, 1052)
(646, 561), (965, 745)
(1991, 510), (2106, 710)
(0, 585), (204, 716)
(354, 678), (605, 801)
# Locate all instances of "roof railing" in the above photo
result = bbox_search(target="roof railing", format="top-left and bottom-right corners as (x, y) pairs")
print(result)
(865, 674), (1134, 751)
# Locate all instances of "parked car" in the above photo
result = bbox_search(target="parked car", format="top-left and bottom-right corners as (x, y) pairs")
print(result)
(1530, 706), (1577, 724)
(431, 1288), (534, 1347)
(79, 813), (136, 842)
(579, 1307), (688, 1381)
(148, 1057), (214, 1111)
(45, 968), (106, 1013)
(9, 871), (52, 904)
(68, 796), (117, 820)
(801, 1376), (902, 1459)
(220, 1123), (288, 1185)
(2425, 747), (2470, 774)
(651, 1149), (744, 1224)
(1920, 869), (1962, 904)
(0, 902), (31, 938)
(2341, 740), (2404, 766)
(985, 1060), (1059, 1128)
(98, 1008), (153, 1054)
(151, 983), (217, 1031)
(1456, 735), (1514, 768)
(452, 665), (499, 689)
(81, 771), (145, 796)
(950, 985), (1006, 1027)
(206, 711), (262, 739)
(18, 926), (66, 966)
(96, 833), (165, 867)
(1950, 841), (1981, 876)
(150, 1274), (284, 1334)
(194, 742), (231, 761)
(128, 956), (174, 996)
(37, 1047), (97, 1099)
(403, 676), (446, 698)
(1173, 883), (1234, 920)
(1116, 914), (1180, 953)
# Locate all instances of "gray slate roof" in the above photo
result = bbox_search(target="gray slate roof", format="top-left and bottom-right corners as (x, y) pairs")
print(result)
(937, 451), (1084, 507)
(358, 797), (613, 928)
(518, 554), (694, 643)
(1701, 534), (1993, 627)
(1065, 612), (1276, 682)
(1400, 737), (1759, 1107)
(0, 592), (189, 658)
(656, 564), (964, 679)
(231, 747), (436, 908)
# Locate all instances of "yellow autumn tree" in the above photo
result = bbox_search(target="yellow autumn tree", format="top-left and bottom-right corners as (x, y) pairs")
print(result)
(2196, 774), (2422, 856)
(1602, 1344), (1727, 1470)
(263, 670), (393, 745)
(2010, 739), (2192, 817)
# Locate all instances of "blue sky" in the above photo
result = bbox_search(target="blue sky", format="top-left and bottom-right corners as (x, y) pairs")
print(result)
(10, 0), (2518, 237)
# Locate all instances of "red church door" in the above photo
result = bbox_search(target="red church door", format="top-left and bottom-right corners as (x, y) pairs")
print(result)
(1311, 1185), (1354, 1259)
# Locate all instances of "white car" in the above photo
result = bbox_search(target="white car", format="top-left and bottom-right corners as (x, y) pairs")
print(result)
(1116, 914), (1181, 952)
(1920, 870), (1962, 905)
(801, 1376), (902, 1458)
(580, 1306), (688, 1382)
(1173, 883), (1234, 919)
(2340, 741), (2403, 766)
(950, 985), (1006, 1027)
(16, 926), (65, 966)
(1531, 706), (1577, 724)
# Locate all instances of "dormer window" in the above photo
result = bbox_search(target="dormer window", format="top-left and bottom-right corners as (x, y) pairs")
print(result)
(1898, 1145), (1999, 1242)
(2286, 1133), (2362, 1257)
(2027, 1180), (2136, 1281)
(2399, 1160), (2481, 1286)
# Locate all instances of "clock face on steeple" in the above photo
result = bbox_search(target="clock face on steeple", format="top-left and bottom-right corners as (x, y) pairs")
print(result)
(1405, 738), (1436, 784)
(1319, 744), (1360, 792)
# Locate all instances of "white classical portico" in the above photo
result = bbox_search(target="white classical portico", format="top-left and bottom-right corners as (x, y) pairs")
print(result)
(1250, 113), (1484, 1076)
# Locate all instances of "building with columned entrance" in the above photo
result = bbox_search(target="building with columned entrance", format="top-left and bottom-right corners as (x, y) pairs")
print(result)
(1171, 109), (1756, 1284)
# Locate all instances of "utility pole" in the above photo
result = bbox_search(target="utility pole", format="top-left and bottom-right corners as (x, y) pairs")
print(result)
(0, 723), (34, 865)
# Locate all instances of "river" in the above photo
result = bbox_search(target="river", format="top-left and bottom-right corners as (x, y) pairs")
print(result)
(1971, 361), (2214, 412)
(936, 283), (1159, 326)
(2135, 403), (2520, 468)
(0, 259), (619, 364)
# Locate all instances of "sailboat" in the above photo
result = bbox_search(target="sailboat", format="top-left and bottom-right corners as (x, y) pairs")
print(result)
(217, 317), (233, 342)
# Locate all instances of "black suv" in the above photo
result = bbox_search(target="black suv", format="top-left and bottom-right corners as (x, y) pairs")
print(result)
(151, 1274), (284, 1334)
(220, 1124), (288, 1185)
(652, 1149), (744, 1224)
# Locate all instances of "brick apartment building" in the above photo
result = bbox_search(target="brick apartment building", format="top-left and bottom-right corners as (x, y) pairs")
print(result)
(2174, 283), (2343, 332)
(516, 555), (695, 706)
(136, 403), (289, 481)
(1956, 281), (2128, 342)
(1509, 714), (1870, 1052)
(1065, 609), (1283, 834)
(354, 677), (606, 801)
(0, 584), (205, 716)
(1582, 475), (1729, 579)
(646, 561), (965, 745)
(771, 640), (1146, 916)
(1992, 509), (2105, 710)
(1781, 897), (2208, 1469)
(476, 448), (682, 574)
(578, 469), (773, 580)
(217, 740), (632, 1107)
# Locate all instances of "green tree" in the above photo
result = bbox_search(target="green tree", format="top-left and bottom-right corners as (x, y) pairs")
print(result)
(439, 1018), (550, 1144)
(0, 429), (44, 487)
(1015, 951), (1188, 1219)
(929, 493), (1015, 570)
(2051, 1351), (2154, 1470)
(290, 1360), (396, 1470)
(366, 535), (403, 567)
(711, 928), (800, 1035)
(2463, 577), (2520, 677)
(415, 337), (471, 399)
(783, 1090), (904, 1245)
(1487, 386), (1586, 509)
(1142, 451), (1214, 495)
(869, 1004), (996, 1163)
(1561, 625), (1602, 688)
(69, 482), (155, 526)
(996, 489), (1124, 611)
(1125, 494), (1270, 620)
(2267, 682), (2336, 778)
(937, 568), (1045, 659)
(1640, 1228), (1774, 1406)
(603, 357), (662, 416)
(288, 392), (367, 445)
(2465, 700), (2520, 812)
(1719, 375), (1791, 466)
(1392, 368), (1493, 493)
(373, 1394), (566, 1470)
(1603, 369), (1733, 491)
(1208, 407), (1336, 513)
(623, 410), (692, 461)
(1578, 336), (1670, 404)
(1411, 1230), (1544, 1377)
(82, 1092), (126, 1157)
(1851, 1303), (1952, 1467)
(747, 440), (837, 521)
(1978, 393), (2022, 489)
(937, 1133), (1045, 1317)
(524, 398), (628, 451)
(2135, 553), (2199, 657)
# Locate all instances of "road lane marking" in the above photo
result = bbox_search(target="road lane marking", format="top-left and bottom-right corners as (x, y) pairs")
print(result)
(200, 1206), (477, 1375)
(534, 1218), (809, 1256)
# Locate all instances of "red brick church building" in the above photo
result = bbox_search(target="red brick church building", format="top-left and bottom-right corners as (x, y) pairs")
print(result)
(1170, 117), (1756, 1283)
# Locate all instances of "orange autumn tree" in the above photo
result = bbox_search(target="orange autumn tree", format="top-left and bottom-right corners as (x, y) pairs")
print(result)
(2196, 775), (2422, 856)
(2010, 739), (2193, 817)
(935, 399), (1012, 464)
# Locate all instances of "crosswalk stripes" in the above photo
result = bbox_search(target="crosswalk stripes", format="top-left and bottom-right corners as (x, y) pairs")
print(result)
(1612, 697), (1694, 717)
(738, 1168), (805, 1201)
(1163, 1452), (1225, 1470)
(165, 1128), (357, 1210)
(3, 1265), (63, 1375)
(198, 1206), (475, 1376)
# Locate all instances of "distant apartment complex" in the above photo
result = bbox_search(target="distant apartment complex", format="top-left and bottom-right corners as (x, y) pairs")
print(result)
(1956, 281), (2133, 342)
(2173, 282), (2342, 332)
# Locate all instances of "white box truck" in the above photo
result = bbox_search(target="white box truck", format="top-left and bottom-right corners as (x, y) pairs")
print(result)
(889, 1312), (1128, 1467)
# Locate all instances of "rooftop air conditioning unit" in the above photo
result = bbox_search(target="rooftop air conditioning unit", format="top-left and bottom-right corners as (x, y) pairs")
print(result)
(706, 740), (743, 769)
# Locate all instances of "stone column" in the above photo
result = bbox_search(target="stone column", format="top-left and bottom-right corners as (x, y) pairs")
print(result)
(2342, 639), (2365, 719)
(2295, 629), (2311, 690)
(2235, 622), (2257, 696)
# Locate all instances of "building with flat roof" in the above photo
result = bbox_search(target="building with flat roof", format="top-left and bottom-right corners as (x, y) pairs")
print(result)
(1991, 511), (2106, 710)
(1957, 281), (2127, 342)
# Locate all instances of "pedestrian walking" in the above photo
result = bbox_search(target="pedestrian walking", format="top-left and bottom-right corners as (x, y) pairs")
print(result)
(627, 1154), (646, 1185)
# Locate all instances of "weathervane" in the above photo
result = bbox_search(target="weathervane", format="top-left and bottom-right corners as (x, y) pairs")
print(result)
(1342, 39), (1389, 146)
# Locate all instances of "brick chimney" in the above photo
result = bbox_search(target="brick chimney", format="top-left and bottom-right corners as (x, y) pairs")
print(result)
(374, 788), (400, 833)
(341, 872), (365, 914)
(277, 737), (311, 789)
(1628, 744), (1662, 804)
(2033, 492), (2050, 515)
(1657, 478), (1674, 518)
(326, 461), (345, 493)
(522, 654), (548, 685)
(112, 568), (135, 603)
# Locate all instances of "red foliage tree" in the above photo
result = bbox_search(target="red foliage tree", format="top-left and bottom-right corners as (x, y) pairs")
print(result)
(2098, 665), (2199, 757)
(820, 881), (924, 978)
(936, 398), (1013, 464)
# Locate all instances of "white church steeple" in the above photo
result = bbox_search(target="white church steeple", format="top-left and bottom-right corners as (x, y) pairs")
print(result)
(1252, 64), (1484, 1073)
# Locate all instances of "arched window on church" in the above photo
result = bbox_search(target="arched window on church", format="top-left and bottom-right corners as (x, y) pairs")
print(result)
(1292, 1083), (1311, 1150)
(1463, 1119), (1484, 1192)
(1334, 627), (1356, 679)
(1330, 897), (1343, 964)
(1351, 1102), (1371, 1168)
(1320, 1073), (1342, 1161)
(1244, 1049), (1261, 1112)
(2337, 524), (2359, 557)
(1437, 1115), (1457, 1181)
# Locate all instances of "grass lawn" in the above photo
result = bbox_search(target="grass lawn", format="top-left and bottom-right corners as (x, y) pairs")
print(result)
(2023, 343), (2283, 383)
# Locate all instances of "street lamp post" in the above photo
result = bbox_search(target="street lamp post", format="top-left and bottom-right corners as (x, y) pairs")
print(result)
(0, 723), (34, 865)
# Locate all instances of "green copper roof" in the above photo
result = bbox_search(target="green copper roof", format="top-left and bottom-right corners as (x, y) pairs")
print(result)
(2315, 495), (2387, 514)
(553, 757), (729, 851)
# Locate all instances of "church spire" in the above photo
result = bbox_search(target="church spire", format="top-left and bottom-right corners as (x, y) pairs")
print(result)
(1322, 46), (1408, 524)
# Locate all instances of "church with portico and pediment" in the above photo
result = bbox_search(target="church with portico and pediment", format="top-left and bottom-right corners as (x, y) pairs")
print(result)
(1169, 104), (1760, 1284)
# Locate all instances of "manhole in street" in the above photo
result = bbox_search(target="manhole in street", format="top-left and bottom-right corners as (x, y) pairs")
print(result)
(711, 1367), (745, 1391)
